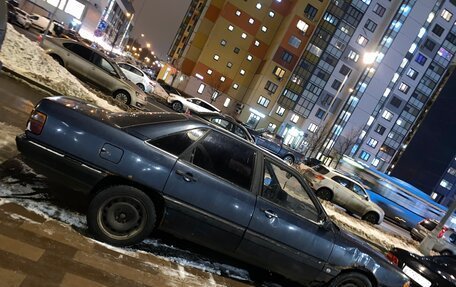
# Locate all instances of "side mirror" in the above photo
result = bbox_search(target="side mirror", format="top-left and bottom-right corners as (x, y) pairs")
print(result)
(317, 217), (333, 231)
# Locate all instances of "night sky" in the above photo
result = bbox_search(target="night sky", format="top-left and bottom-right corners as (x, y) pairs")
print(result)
(131, 0), (191, 59)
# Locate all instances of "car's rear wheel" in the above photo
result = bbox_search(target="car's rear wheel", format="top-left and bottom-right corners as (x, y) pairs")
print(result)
(316, 188), (333, 201)
(440, 250), (452, 256)
(114, 90), (131, 105)
(283, 155), (294, 165)
(172, 101), (183, 112)
(87, 185), (156, 246)
(362, 212), (380, 224)
(136, 83), (145, 91)
(50, 54), (64, 66)
(328, 272), (373, 287)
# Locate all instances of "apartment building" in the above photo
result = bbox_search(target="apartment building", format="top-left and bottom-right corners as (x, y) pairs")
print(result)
(170, 0), (456, 173)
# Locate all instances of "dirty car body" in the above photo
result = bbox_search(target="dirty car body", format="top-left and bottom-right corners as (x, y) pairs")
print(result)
(16, 96), (409, 287)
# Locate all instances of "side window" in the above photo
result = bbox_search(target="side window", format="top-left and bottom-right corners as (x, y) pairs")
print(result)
(92, 54), (117, 75)
(63, 43), (92, 61)
(131, 67), (143, 77)
(233, 126), (248, 140)
(185, 131), (255, 190)
(148, 128), (208, 156)
(210, 118), (231, 129)
(313, 165), (329, 175)
(262, 160), (319, 221)
(118, 63), (129, 70)
(352, 183), (366, 197)
(449, 232), (456, 244)
(332, 176), (351, 188)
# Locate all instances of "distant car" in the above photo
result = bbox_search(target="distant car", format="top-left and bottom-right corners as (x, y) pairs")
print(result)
(16, 96), (411, 287)
(13, 8), (31, 29)
(386, 247), (456, 287)
(254, 132), (304, 165)
(194, 111), (254, 142)
(167, 94), (220, 113)
(39, 37), (148, 108)
(158, 80), (182, 96)
(29, 14), (49, 32)
(118, 62), (155, 93)
(302, 164), (385, 224)
(410, 219), (456, 255)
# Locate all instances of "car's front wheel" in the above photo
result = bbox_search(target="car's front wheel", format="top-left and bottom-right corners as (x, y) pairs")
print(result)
(172, 101), (183, 112)
(87, 185), (156, 246)
(328, 272), (373, 287)
(362, 212), (380, 224)
(113, 90), (131, 105)
(283, 155), (294, 165)
(316, 188), (333, 201)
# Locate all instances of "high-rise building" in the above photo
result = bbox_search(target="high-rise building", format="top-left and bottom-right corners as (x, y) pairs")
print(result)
(169, 0), (456, 173)
(433, 155), (456, 206)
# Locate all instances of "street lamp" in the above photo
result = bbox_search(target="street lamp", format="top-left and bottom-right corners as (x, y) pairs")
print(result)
(141, 33), (145, 37)
(146, 43), (151, 48)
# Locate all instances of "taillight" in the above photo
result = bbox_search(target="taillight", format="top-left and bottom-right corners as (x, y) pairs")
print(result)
(386, 251), (399, 266)
(437, 226), (448, 238)
(27, 110), (47, 135)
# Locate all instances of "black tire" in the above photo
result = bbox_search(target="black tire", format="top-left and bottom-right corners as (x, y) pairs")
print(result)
(172, 101), (183, 112)
(50, 54), (64, 66)
(440, 250), (452, 256)
(316, 188), (333, 201)
(362, 212), (380, 224)
(328, 272), (373, 287)
(87, 185), (156, 246)
(283, 155), (294, 165)
(136, 83), (145, 91)
(113, 90), (131, 105)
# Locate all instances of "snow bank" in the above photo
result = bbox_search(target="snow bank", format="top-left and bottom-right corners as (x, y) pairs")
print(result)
(0, 122), (22, 163)
(0, 25), (122, 112)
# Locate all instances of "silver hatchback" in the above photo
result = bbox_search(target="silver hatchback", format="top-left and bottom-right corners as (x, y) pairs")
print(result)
(411, 219), (456, 255)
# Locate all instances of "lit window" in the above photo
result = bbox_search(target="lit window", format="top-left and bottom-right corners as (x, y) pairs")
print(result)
(273, 66), (286, 79)
(207, 69), (213, 75)
(357, 35), (368, 47)
(64, 0), (84, 19)
(227, 62), (233, 68)
(254, 40), (260, 47)
(261, 26), (267, 32)
(348, 50), (360, 62)
(269, 11), (275, 18)
(398, 82), (410, 93)
(372, 158), (380, 167)
(197, 84), (205, 94)
(296, 20), (309, 33)
(441, 9), (453, 21)
(257, 96), (270, 107)
(367, 138), (378, 148)
(240, 69), (246, 75)
(195, 73), (204, 80)
(440, 179), (453, 190)
(228, 25), (234, 31)
(290, 114), (299, 123)
(233, 83), (239, 90)
(448, 167), (456, 176)
(247, 55), (253, 61)
(220, 76), (226, 82)
(224, 98), (231, 107)
(288, 35), (301, 48)
(249, 18), (255, 24)
(307, 44), (322, 57)
(382, 110), (394, 121)
(360, 151), (370, 161)
(438, 47), (453, 61)
(392, 73), (399, 83)
(235, 10), (241, 16)
(373, 3), (385, 17)
(256, 3), (262, 9)
(268, 123), (277, 132)
(276, 106), (285, 116)
(220, 39), (227, 46)
(308, 123), (318, 133)
(213, 54), (220, 61)
(241, 33), (247, 39)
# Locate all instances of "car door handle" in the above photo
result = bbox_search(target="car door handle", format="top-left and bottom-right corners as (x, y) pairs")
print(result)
(261, 209), (278, 219)
(175, 170), (196, 182)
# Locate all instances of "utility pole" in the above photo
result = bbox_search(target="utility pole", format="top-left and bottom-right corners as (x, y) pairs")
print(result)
(41, 0), (62, 45)
(419, 198), (456, 255)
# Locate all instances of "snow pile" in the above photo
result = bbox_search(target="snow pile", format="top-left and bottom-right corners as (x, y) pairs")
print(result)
(0, 122), (22, 163)
(0, 25), (122, 112)
(322, 201), (422, 254)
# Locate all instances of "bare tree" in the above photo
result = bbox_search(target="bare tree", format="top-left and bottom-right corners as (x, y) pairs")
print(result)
(304, 123), (333, 158)
(330, 127), (362, 168)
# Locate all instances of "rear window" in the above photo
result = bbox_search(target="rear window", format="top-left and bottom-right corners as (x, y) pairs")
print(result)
(313, 165), (330, 175)
(420, 219), (438, 231)
(148, 128), (208, 157)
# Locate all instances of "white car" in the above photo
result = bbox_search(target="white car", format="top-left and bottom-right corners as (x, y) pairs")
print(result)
(117, 62), (155, 93)
(302, 164), (385, 224)
(29, 14), (49, 32)
(15, 8), (32, 29)
(167, 94), (220, 113)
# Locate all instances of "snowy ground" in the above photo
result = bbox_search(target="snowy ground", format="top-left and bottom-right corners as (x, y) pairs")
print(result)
(0, 25), (122, 112)
(0, 122), (22, 163)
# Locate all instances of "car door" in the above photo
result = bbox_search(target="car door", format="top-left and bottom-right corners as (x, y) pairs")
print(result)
(236, 157), (334, 284)
(160, 130), (258, 254)
(349, 182), (370, 214)
(62, 43), (93, 80)
(118, 63), (138, 83)
(331, 175), (353, 205)
(88, 52), (122, 94)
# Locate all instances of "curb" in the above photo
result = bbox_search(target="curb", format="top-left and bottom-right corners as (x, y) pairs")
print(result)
(1, 66), (61, 95)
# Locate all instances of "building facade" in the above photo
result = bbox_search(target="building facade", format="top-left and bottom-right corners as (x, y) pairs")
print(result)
(170, 0), (456, 173)
(433, 155), (456, 207)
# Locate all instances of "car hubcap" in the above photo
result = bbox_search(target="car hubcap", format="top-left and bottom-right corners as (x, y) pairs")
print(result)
(173, 102), (182, 111)
(98, 197), (146, 239)
(115, 93), (129, 104)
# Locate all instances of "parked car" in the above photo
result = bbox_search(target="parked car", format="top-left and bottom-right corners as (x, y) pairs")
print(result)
(118, 62), (155, 93)
(194, 111), (254, 142)
(410, 219), (456, 255)
(158, 80), (182, 96)
(13, 8), (31, 29)
(302, 164), (385, 224)
(386, 247), (455, 286)
(16, 96), (410, 287)
(6, 1), (17, 24)
(167, 94), (220, 113)
(39, 37), (148, 108)
(29, 14), (49, 32)
(254, 132), (304, 165)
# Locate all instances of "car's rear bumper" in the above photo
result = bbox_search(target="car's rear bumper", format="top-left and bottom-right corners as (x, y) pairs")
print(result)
(16, 134), (107, 195)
